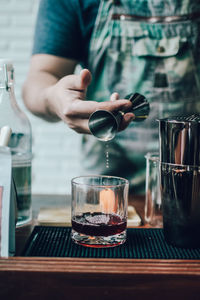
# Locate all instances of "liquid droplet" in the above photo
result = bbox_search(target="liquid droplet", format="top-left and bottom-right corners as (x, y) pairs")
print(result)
(105, 143), (109, 169)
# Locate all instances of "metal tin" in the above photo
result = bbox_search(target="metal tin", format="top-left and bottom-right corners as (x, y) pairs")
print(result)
(158, 114), (200, 165)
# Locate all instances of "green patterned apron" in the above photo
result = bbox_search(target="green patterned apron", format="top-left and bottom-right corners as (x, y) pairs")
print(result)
(81, 0), (200, 194)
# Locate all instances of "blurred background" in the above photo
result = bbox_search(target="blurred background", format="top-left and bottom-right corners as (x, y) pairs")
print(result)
(0, 0), (82, 194)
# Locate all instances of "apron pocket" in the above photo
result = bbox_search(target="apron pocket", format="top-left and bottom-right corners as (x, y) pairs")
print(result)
(105, 30), (199, 100)
(132, 36), (180, 57)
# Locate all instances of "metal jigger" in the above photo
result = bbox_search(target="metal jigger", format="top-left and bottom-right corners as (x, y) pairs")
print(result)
(88, 93), (150, 141)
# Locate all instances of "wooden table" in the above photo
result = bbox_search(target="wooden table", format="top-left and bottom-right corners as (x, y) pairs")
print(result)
(0, 195), (200, 300)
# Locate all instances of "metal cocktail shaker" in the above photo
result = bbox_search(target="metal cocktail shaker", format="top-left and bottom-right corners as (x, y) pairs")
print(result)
(159, 114), (200, 165)
(158, 114), (200, 248)
(88, 93), (150, 141)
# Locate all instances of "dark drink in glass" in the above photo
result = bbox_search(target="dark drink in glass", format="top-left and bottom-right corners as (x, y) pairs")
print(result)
(72, 212), (126, 236)
(71, 212), (127, 248)
(71, 175), (129, 248)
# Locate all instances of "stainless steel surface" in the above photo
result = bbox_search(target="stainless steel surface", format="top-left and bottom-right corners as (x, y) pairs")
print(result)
(159, 114), (200, 247)
(158, 114), (200, 165)
(88, 93), (150, 141)
(160, 162), (200, 248)
(88, 109), (122, 141)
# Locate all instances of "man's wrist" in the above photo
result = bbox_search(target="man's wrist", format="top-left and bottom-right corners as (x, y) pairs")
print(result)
(43, 85), (60, 122)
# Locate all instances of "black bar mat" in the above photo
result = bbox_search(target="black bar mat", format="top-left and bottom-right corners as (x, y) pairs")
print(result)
(22, 226), (200, 259)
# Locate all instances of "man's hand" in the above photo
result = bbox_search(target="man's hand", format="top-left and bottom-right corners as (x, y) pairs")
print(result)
(46, 69), (134, 134)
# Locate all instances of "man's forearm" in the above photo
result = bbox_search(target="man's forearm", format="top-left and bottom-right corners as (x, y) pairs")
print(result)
(22, 70), (60, 122)
(22, 54), (78, 122)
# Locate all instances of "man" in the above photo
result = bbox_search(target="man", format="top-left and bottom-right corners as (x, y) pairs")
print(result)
(23, 0), (200, 194)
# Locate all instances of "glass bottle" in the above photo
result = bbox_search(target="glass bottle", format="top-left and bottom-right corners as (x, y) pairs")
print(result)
(0, 59), (32, 226)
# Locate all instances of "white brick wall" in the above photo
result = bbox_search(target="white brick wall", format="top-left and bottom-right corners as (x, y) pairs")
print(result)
(0, 0), (82, 195)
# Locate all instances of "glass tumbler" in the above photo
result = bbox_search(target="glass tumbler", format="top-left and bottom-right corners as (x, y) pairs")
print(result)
(71, 175), (129, 248)
(145, 153), (163, 227)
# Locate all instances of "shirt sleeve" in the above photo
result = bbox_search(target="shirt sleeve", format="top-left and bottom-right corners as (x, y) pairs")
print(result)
(32, 0), (83, 62)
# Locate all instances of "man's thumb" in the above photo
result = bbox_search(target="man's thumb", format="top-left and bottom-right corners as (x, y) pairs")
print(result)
(80, 69), (92, 89)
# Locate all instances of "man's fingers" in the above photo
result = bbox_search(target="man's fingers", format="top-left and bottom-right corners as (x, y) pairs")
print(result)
(60, 69), (92, 92)
(64, 117), (91, 134)
(110, 92), (119, 101)
(67, 112), (135, 135)
(118, 113), (135, 131)
(65, 111), (135, 135)
(66, 99), (133, 118)
(80, 69), (92, 89)
(98, 99), (132, 112)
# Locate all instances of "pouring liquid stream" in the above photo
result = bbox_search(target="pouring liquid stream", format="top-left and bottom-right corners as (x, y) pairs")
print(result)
(105, 142), (110, 169)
